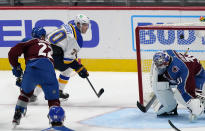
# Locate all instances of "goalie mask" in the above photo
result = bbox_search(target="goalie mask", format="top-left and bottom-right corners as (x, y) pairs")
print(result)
(74, 14), (90, 34)
(153, 51), (170, 74)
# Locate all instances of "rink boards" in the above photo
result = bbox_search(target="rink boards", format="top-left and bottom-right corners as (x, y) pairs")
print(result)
(0, 7), (205, 71)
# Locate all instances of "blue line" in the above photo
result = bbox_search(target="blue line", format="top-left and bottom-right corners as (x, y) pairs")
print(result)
(131, 15), (205, 52)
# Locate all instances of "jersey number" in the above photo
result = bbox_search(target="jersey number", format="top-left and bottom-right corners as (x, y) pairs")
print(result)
(38, 43), (52, 59)
(49, 30), (66, 45)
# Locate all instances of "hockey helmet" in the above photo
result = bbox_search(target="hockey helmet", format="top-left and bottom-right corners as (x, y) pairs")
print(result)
(31, 26), (46, 39)
(74, 14), (90, 33)
(48, 106), (65, 123)
(74, 14), (90, 26)
(153, 51), (170, 69)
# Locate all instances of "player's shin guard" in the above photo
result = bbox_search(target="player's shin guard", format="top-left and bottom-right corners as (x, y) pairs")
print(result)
(58, 74), (70, 99)
(12, 90), (32, 125)
(58, 74), (70, 90)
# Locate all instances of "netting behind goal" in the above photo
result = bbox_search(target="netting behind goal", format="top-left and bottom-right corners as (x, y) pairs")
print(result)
(135, 22), (205, 105)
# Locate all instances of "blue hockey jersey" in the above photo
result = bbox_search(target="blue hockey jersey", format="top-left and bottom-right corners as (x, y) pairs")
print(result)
(163, 50), (205, 102)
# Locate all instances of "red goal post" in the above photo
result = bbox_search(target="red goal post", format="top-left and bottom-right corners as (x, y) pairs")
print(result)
(135, 23), (205, 105)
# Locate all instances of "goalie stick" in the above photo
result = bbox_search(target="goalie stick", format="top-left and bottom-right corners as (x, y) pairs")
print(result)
(86, 77), (104, 98)
(168, 120), (181, 131)
(137, 93), (156, 112)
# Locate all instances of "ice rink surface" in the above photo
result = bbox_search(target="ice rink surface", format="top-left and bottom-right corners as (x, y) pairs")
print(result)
(0, 71), (205, 131)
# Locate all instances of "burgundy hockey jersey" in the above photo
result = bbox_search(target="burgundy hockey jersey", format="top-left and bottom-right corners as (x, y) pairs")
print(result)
(8, 38), (53, 67)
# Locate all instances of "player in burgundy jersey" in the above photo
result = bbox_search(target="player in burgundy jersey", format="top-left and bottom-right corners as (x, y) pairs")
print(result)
(8, 27), (61, 127)
(152, 50), (205, 121)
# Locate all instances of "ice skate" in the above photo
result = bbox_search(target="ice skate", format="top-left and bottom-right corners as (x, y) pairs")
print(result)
(59, 90), (69, 101)
(157, 104), (178, 117)
(30, 94), (37, 102)
(12, 109), (22, 127)
(12, 105), (27, 128)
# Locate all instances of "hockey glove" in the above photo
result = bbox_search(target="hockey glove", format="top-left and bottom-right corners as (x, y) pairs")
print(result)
(12, 65), (23, 78)
(76, 65), (89, 78)
(16, 77), (22, 87)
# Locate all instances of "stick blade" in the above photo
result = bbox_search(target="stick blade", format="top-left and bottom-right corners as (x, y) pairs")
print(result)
(137, 101), (147, 113)
(97, 88), (104, 98)
(168, 120), (181, 131)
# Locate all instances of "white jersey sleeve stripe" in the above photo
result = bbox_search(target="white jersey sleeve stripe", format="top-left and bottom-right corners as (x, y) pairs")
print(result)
(69, 24), (77, 40)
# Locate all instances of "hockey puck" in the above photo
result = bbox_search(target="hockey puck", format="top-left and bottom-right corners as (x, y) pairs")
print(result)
(180, 34), (184, 39)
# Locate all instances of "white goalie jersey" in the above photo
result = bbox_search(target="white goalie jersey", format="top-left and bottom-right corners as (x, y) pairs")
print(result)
(46, 24), (83, 64)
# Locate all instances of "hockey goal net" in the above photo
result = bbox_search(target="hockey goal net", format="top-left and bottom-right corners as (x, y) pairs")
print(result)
(135, 22), (205, 105)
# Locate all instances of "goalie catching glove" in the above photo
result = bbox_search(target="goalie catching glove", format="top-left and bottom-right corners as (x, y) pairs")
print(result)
(76, 65), (89, 78)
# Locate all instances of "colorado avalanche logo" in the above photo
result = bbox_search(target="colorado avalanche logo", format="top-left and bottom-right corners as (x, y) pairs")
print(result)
(172, 66), (179, 73)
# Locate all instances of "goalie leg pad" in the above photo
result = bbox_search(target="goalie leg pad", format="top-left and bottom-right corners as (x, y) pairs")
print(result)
(174, 89), (187, 106)
(153, 82), (177, 115)
(202, 82), (205, 96)
(153, 82), (170, 91)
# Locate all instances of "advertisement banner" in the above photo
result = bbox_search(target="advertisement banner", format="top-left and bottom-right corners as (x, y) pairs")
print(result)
(0, 7), (205, 71)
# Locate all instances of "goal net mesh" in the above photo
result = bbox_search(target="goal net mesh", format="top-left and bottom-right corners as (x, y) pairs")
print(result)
(135, 22), (205, 105)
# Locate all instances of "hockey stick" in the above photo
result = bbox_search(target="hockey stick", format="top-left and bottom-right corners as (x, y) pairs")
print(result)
(86, 77), (104, 98)
(168, 120), (181, 131)
(184, 48), (189, 55)
(137, 94), (156, 113)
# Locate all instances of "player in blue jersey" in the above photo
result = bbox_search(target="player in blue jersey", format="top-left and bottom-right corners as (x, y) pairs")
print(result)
(152, 49), (205, 120)
(32, 14), (90, 101)
(9, 27), (61, 127)
(42, 106), (73, 131)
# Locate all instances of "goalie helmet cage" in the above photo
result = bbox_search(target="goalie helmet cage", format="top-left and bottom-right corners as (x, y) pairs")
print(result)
(135, 23), (205, 105)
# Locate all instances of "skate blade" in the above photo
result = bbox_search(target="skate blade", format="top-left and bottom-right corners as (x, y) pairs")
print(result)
(12, 121), (19, 129)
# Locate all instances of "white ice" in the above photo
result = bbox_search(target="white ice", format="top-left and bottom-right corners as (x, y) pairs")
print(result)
(0, 71), (205, 131)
